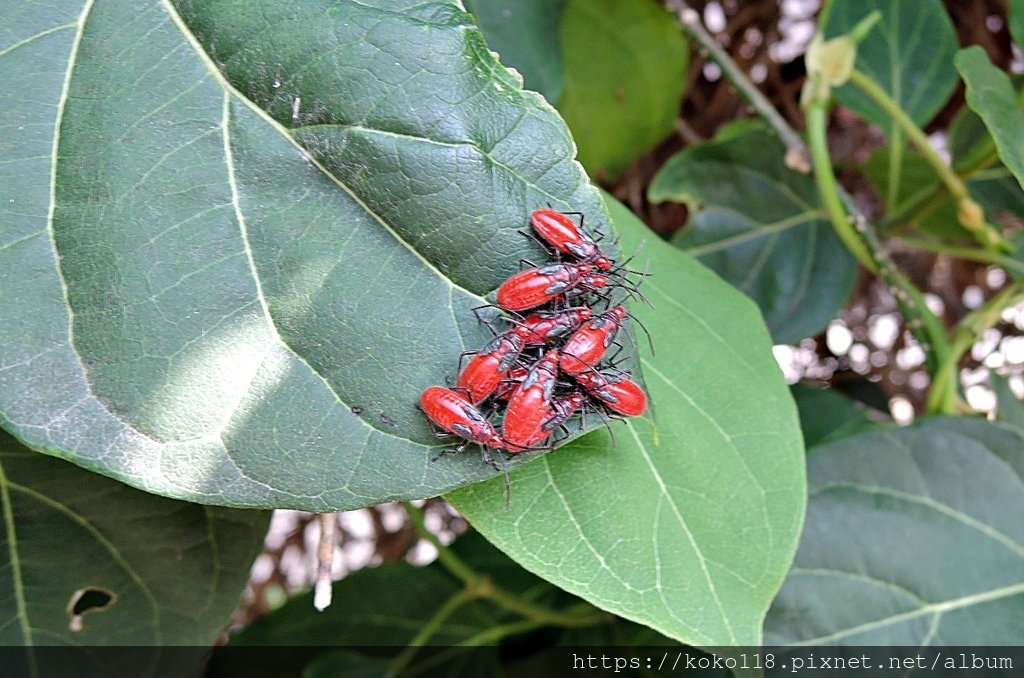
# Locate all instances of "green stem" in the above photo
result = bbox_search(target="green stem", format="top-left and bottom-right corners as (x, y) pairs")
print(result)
(883, 89), (1020, 233)
(402, 502), (609, 628)
(457, 618), (549, 646)
(926, 284), (1024, 414)
(387, 587), (479, 677)
(805, 88), (950, 375)
(886, 126), (903, 211)
(848, 69), (968, 201)
(402, 501), (477, 587)
(848, 69), (1008, 250)
(895, 236), (1024, 275)
(807, 100), (878, 272)
(665, 0), (811, 172)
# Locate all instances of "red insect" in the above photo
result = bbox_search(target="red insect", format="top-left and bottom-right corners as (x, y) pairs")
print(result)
(456, 332), (526, 403)
(504, 392), (586, 452)
(503, 350), (562, 452)
(419, 386), (504, 450)
(493, 365), (529, 402)
(531, 208), (612, 270)
(512, 307), (594, 346)
(573, 371), (648, 417)
(496, 263), (608, 312)
(559, 306), (628, 375)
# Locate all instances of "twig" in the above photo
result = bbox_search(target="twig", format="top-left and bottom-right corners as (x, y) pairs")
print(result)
(665, 0), (812, 172)
(313, 513), (336, 611)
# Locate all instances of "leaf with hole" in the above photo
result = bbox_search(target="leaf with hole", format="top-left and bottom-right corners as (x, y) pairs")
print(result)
(649, 126), (857, 344)
(448, 197), (807, 647)
(0, 430), (268, 673)
(765, 418), (1024, 645)
(0, 0), (630, 510)
(555, 0), (688, 181)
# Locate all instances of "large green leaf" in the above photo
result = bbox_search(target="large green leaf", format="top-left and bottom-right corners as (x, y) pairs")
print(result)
(0, 431), (268, 675)
(956, 46), (1024, 194)
(822, 0), (958, 129)
(0, 0), (623, 509)
(465, 0), (567, 102)
(448, 198), (807, 647)
(649, 127), (857, 344)
(556, 0), (688, 182)
(765, 418), (1024, 644)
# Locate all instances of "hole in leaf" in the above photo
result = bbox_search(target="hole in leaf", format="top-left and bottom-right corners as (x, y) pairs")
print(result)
(67, 587), (116, 632)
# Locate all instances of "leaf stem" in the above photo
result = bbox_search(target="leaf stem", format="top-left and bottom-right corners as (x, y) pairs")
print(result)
(664, 0), (811, 172)
(926, 284), (1024, 414)
(402, 501), (477, 587)
(847, 69), (1006, 250)
(849, 70), (967, 200)
(386, 587), (479, 678)
(886, 127), (903, 211)
(402, 501), (610, 629)
(804, 86), (950, 375)
(895, 236), (1024, 275)
(806, 100), (878, 272)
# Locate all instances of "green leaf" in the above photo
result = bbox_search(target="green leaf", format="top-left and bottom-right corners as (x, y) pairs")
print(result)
(956, 46), (1024, 194)
(822, 0), (958, 128)
(863, 145), (966, 241)
(993, 373), (1024, 433)
(0, 430), (268, 673)
(790, 384), (874, 449)
(765, 418), (1024, 644)
(865, 143), (1024, 241)
(448, 197), (807, 647)
(0, 0), (620, 510)
(649, 127), (857, 344)
(556, 0), (688, 181)
(1012, 0), (1024, 50)
(466, 0), (567, 102)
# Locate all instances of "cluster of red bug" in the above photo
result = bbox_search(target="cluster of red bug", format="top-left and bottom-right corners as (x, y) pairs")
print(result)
(419, 208), (650, 472)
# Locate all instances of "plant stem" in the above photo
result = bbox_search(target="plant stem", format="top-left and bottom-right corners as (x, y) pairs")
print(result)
(926, 284), (1024, 414)
(886, 127), (903, 210)
(804, 86), (950, 376)
(387, 587), (479, 677)
(806, 101), (878, 272)
(848, 69), (1008, 250)
(402, 501), (477, 587)
(849, 70), (968, 201)
(895, 236), (1024, 275)
(402, 501), (610, 628)
(665, 0), (811, 172)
